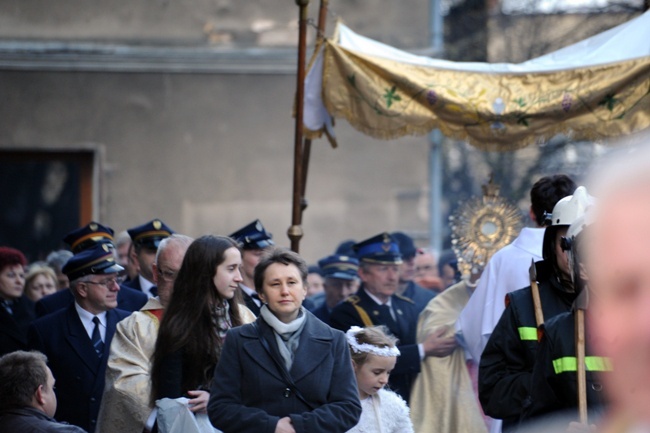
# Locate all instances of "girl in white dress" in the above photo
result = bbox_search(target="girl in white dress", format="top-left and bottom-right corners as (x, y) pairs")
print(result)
(346, 326), (415, 433)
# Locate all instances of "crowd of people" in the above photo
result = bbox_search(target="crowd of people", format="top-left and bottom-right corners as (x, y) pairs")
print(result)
(2, 142), (650, 433)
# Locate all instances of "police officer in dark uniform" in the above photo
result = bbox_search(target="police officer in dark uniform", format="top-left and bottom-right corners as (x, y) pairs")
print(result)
(479, 188), (591, 431)
(311, 254), (359, 326)
(36, 222), (148, 317)
(525, 212), (610, 424)
(229, 220), (275, 316)
(391, 231), (435, 313)
(28, 244), (131, 432)
(330, 232), (456, 404)
(123, 219), (174, 299)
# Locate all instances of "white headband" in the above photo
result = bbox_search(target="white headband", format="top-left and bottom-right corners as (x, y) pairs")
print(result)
(346, 326), (400, 357)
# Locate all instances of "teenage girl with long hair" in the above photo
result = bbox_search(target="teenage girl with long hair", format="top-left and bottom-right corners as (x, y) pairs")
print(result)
(151, 235), (255, 412)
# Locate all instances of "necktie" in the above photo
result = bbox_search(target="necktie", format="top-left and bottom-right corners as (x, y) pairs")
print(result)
(378, 304), (397, 325)
(149, 286), (158, 297)
(92, 317), (104, 358)
(251, 293), (262, 306)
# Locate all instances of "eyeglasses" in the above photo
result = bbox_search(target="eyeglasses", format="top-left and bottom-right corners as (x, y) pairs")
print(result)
(84, 277), (122, 288)
(156, 268), (178, 283)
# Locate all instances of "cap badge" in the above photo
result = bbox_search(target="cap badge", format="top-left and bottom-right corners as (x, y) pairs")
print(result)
(340, 256), (349, 261)
(382, 234), (392, 252)
(153, 220), (162, 230)
(89, 223), (98, 231)
(255, 221), (263, 231)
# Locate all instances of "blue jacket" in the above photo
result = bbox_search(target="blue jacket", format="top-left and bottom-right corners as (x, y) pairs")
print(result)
(28, 303), (129, 432)
(208, 311), (361, 433)
(402, 281), (436, 314)
(311, 303), (332, 326)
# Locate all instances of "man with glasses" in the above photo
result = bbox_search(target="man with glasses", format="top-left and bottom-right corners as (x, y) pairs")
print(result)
(36, 222), (148, 317)
(28, 244), (130, 432)
(97, 234), (193, 433)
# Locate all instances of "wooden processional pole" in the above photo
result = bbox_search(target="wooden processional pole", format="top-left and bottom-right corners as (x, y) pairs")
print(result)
(289, 0), (329, 253)
(288, 0), (310, 253)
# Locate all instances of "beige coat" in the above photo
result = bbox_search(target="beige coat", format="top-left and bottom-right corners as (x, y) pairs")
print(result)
(410, 281), (488, 433)
(96, 298), (255, 433)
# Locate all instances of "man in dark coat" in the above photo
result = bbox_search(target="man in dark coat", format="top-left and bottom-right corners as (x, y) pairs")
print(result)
(28, 245), (130, 432)
(35, 222), (147, 317)
(311, 254), (359, 326)
(330, 232), (456, 404)
(123, 219), (174, 299)
(0, 350), (86, 433)
(392, 231), (436, 313)
(229, 219), (275, 316)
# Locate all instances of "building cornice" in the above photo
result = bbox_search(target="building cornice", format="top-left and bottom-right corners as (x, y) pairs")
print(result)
(0, 41), (300, 74)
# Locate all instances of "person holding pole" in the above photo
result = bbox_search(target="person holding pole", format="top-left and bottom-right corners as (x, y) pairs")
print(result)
(478, 188), (591, 432)
(524, 211), (611, 426)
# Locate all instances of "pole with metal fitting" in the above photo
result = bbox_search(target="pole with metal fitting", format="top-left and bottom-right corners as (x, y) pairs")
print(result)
(288, 0), (310, 253)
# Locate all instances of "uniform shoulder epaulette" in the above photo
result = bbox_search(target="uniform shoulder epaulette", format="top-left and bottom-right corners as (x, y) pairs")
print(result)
(346, 295), (361, 304)
(394, 294), (415, 304)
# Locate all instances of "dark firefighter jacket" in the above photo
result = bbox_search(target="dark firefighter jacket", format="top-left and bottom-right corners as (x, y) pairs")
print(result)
(525, 310), (611, 423)
(478, 261), (576, 432)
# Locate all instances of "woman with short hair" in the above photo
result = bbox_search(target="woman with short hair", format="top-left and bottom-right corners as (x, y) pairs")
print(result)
(24, 264), (58, 303)
(208, 247), (361, 433)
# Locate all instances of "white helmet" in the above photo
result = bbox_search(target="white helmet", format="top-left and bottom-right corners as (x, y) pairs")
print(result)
(550, 186), (594, 227)
(566, 209), (595, 239)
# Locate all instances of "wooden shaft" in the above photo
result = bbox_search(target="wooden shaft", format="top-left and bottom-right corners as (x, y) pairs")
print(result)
(289, 0), (310, 253)
(299, 0), (329, 208)
(530, 279), (545, 329)
(317, 0), (329, 34)
(576, 309), (588, 424)
(300, 139), (312, 209)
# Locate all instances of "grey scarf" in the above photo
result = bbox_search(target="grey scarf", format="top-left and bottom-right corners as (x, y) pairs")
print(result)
(259, 304), (307, 371)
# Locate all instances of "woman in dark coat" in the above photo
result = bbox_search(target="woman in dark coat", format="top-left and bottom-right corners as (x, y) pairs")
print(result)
(0, 247), (35, 357)
(208, 247), (361, 433)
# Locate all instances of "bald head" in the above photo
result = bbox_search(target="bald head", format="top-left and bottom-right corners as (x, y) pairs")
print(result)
(153, 234), (193, 307)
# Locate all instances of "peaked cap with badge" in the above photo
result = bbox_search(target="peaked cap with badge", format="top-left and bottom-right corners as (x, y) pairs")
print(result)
(64, 222), (115, 254)
(127, 219), (174, 250)
(318, 254), (360, 281)
(391, 231), (417, 260)
(229, 219), (274, 250)
(353, 232), (403, 265)
(62, 243), (124, 282)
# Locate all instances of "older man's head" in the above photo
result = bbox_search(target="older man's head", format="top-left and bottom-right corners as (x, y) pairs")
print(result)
(587, 139), (650, 424)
